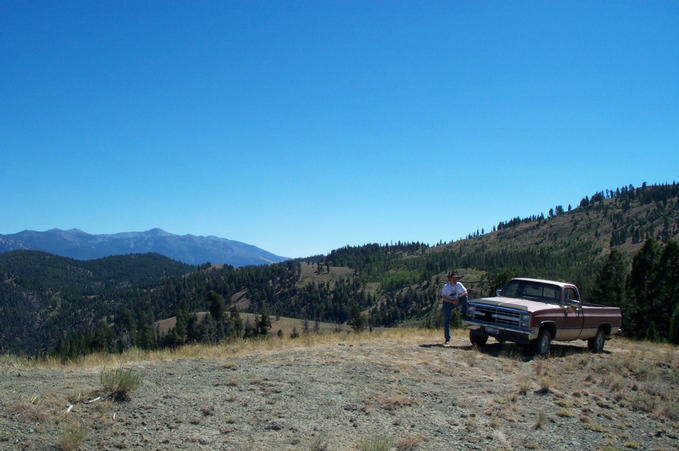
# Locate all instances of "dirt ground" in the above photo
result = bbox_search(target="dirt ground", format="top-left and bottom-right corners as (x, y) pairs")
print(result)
(1, 329), (677, 450)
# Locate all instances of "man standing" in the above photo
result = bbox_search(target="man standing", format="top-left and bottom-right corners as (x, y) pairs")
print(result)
(441, 271), (468, 345)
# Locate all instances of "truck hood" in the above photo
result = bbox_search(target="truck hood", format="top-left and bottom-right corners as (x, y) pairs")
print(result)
(470, 296), (556, 313)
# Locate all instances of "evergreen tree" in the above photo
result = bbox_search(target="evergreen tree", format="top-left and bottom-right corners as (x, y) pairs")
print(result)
(627, 238), (661, 336)
(488, 269), (515, 296)
(652, 240), (679, 340)
(228, 306), (243, 339)
(591, 249), (628, 307)
(175, 306), (189, 344)
(207, 290), (225, 324)
(257, 304), (271, 336)
(646, 321), (660, 342)
(349, 302), (365, 332)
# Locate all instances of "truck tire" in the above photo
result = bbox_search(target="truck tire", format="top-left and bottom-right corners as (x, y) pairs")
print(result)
(588, 327), (606, 353)
(469, 330), (488, 348)
(532, 328), (552, 357)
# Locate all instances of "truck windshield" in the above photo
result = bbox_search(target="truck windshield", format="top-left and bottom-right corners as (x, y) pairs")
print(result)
(501, 280), (561, 305)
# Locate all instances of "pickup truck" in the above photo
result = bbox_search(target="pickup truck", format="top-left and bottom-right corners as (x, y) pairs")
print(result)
(462, 278), (622, 356)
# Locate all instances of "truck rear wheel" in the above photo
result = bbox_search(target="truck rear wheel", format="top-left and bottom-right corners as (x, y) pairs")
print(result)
(588, 328), (606, 353)
(532, 328), (552, 357)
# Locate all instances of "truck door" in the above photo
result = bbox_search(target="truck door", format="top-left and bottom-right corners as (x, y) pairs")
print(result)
(560, 287), (584, 340)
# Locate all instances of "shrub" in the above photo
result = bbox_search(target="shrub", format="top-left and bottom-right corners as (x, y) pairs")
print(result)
(61, 422), (87, 451)
(100, 367), (142, 402)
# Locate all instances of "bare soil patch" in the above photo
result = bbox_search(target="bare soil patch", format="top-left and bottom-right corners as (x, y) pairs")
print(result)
(1, 330), (677, 450)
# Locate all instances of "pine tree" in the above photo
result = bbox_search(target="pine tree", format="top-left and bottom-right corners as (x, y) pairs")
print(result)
(591, 249), (628, 307)
(257, 304), (271, 336)
(207, 291), (225, 324)
(652, 240), (679, 339)
(628, 238), (661, 336)
(349, 302), (365, 332)
(228, 306), (243, 339)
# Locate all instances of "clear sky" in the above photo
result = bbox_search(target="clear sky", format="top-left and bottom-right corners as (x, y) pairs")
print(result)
(1, 1), (677, 258)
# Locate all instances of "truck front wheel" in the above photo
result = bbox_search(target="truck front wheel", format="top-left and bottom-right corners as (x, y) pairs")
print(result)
(532, 328), (552, 357)
(588, 328), (606, 353)
(469, 330), (488, 348)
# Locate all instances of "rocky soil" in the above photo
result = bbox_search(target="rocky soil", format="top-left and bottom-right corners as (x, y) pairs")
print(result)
(1, 330), (677, 450)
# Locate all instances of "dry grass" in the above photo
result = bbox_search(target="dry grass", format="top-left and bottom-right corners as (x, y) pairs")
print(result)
(395, 434), (428, 450)
(61, 421), (87, 451)
(2, 329), (676, 450)
(358, 435), (393, 451)
(0, 327), (446, 370)
(534, 411), (546, 429)
(8, 397), (49, 422)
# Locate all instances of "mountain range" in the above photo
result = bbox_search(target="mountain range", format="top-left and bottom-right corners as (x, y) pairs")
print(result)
(0, 228), (287, 266)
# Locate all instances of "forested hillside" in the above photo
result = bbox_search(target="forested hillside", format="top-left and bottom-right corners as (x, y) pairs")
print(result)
(1, 182), (678, 357)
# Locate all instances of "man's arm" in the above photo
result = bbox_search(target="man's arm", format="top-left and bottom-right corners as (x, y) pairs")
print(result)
(441, 292), (459, 305)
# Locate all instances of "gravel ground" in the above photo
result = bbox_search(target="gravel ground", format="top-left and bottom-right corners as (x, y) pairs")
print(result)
(1, 330), (677, 450)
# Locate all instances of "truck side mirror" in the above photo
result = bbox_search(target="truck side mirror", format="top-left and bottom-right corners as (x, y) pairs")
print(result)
(496, 289), (502, 296)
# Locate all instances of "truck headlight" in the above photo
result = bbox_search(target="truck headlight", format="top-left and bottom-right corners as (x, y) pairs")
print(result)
(520, 313), (531, 328)
(466, 306), (475, 319)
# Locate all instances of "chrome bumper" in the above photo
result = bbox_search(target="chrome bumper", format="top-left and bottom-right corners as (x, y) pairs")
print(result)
(463, 319), (538, 341)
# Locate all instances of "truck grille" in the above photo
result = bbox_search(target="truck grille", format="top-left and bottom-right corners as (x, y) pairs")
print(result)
(470, 305), (521, 328)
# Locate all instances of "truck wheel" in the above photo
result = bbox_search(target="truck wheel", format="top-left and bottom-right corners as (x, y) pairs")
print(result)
(469, 330), (488, 347)
(588, 328), (606, 353)
(532, 328), (552, 357)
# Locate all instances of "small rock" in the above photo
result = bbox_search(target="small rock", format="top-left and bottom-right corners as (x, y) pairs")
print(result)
(265, 421), (285, 431)
(198, 436), (210, 445)
(344, 403), (358, 411)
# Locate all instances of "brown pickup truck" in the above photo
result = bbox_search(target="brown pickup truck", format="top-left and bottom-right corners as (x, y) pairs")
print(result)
(462, 278), (622, 356)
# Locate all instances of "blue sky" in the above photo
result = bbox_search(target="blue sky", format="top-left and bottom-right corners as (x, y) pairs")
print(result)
(1, 1), (678, 258)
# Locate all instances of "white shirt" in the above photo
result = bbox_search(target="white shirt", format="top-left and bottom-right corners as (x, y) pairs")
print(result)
(442, 281), (466, 301)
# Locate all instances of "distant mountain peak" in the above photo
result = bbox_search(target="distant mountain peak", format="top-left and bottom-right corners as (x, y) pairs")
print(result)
(0, 228), (287, 266)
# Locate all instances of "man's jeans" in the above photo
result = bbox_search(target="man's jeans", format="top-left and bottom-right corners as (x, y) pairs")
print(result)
(443, 296), (469, 342)
(442, 301), (453, 342)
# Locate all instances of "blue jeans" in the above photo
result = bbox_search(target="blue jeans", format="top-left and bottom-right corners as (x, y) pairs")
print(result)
(442, 302), (453, 342)
(443, 296), (469, 342)
(459, 295), (468, 317)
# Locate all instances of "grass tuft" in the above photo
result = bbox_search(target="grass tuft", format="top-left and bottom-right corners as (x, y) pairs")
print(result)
(534, 411), (546, 429)
(100, 367), (142, 402)
(395, 434), (427, 450)
(61, 422), (87, 451)
(359, 435), (393, 451)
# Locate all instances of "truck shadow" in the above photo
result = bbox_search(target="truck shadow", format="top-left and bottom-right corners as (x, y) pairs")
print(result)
(420, 341), (610, 361)
(476, 341), (609, 361)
